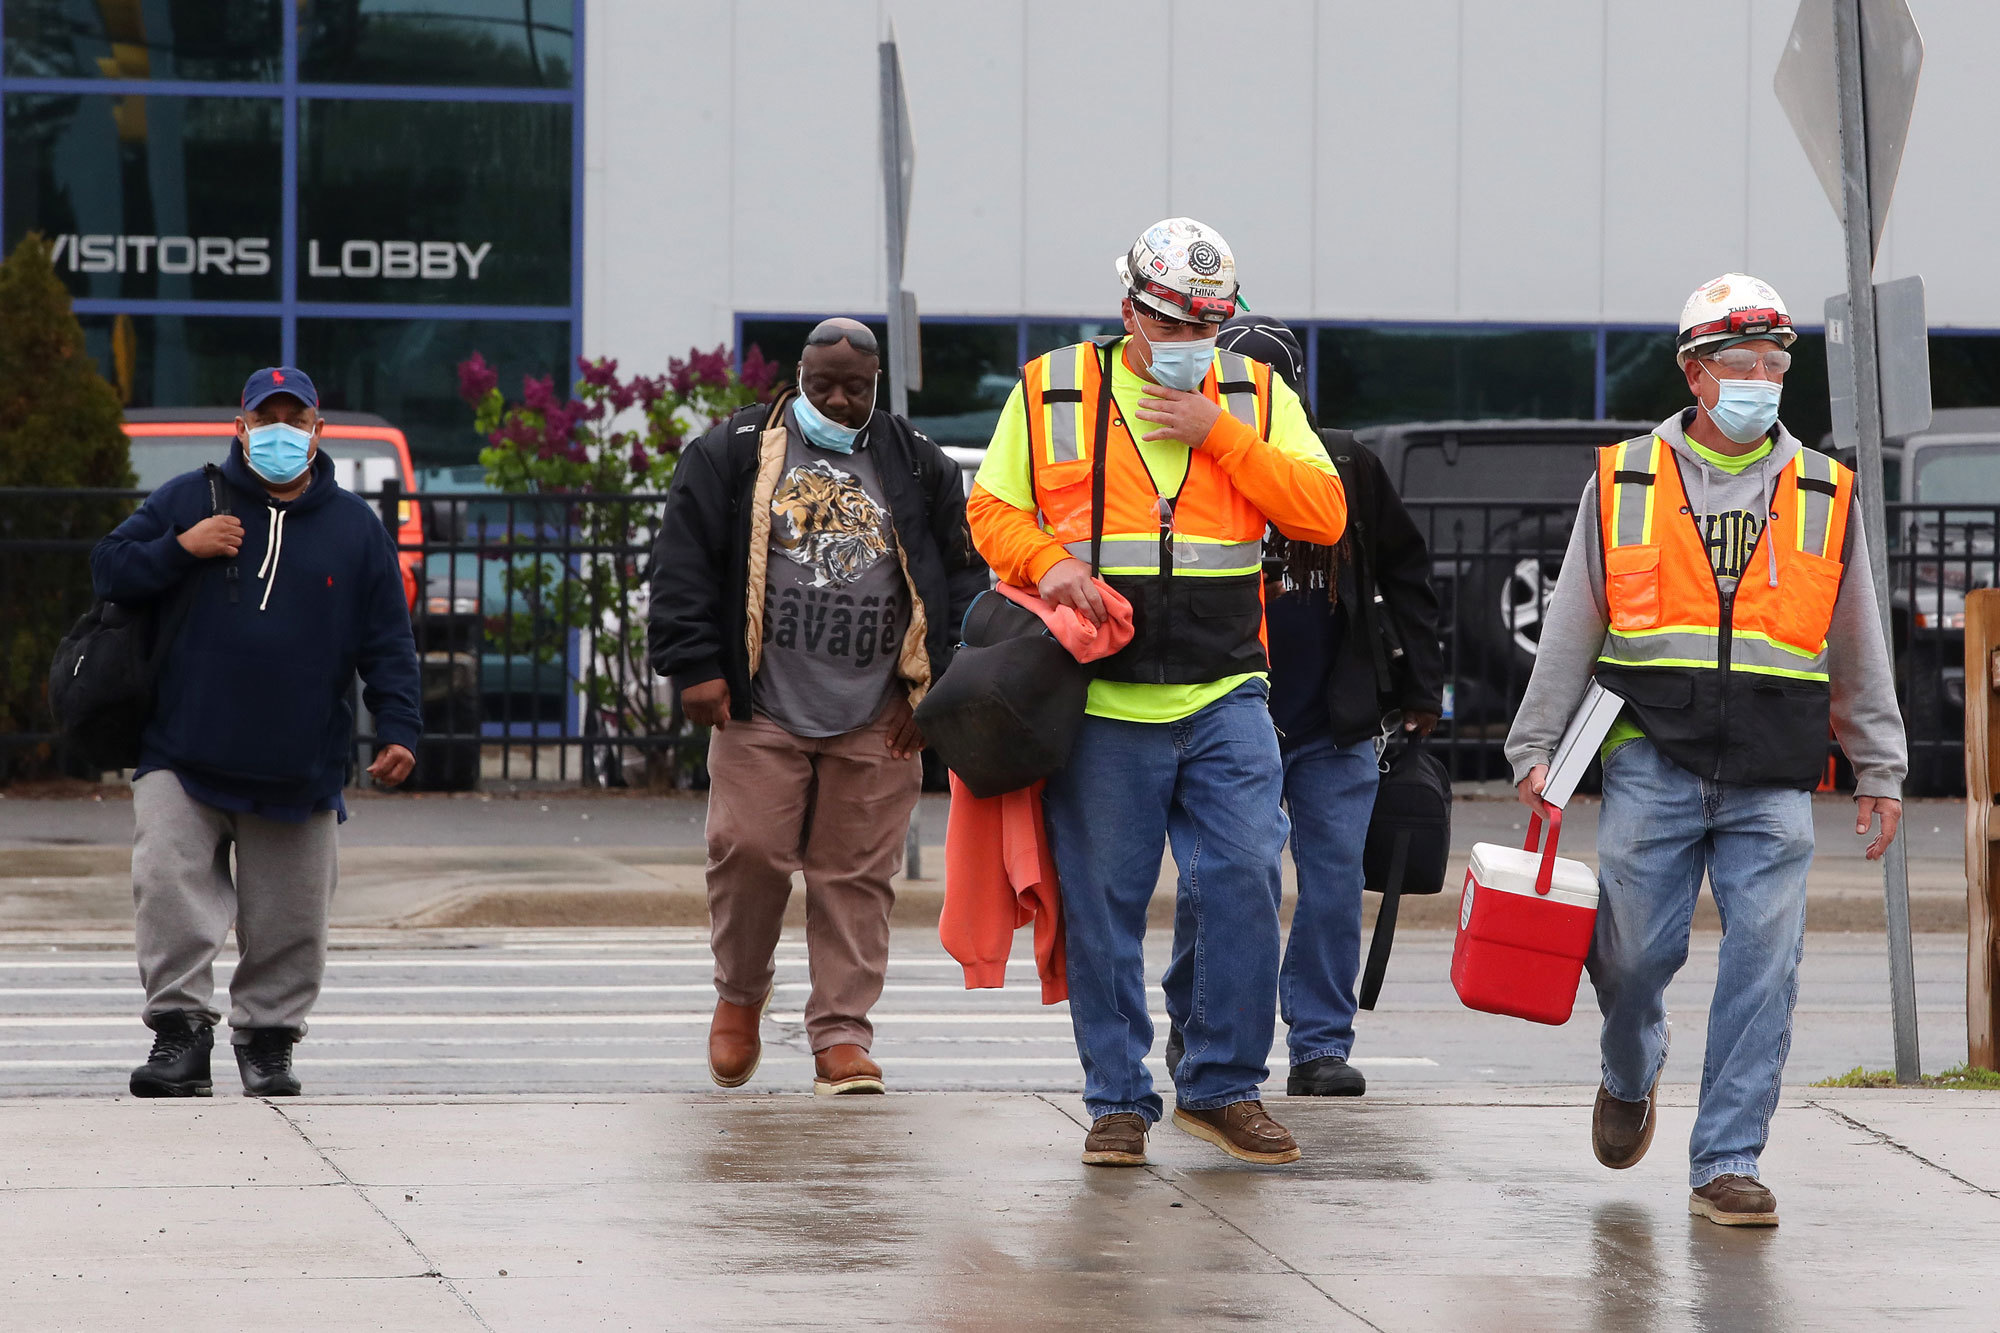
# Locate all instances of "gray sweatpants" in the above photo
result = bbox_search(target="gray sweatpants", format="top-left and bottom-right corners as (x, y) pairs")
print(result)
(131, 770), (338, 1043)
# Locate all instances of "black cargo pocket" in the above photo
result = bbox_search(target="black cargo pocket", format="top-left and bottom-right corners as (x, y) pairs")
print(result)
(1606, 672), (1693, 711)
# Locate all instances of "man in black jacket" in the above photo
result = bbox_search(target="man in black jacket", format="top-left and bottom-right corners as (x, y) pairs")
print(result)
(1165, 316), (1444, 1096)
(649, 319), (986, 1096)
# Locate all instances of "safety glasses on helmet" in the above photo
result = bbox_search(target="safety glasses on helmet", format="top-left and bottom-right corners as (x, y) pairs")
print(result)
(1704, 347), (1793, 375)
(1132, 276), (1235, 324)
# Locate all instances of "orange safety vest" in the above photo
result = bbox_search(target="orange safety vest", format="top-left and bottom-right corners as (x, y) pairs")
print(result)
(1021, 339), (1273, 685)
(1595, 433), (1854, 788)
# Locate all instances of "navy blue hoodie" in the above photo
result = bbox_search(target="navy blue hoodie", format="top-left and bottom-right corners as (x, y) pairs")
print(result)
(90, 444), (422, 813)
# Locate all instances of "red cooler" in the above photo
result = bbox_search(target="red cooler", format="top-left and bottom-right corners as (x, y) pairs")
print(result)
(1450, 809), (1600, 1025)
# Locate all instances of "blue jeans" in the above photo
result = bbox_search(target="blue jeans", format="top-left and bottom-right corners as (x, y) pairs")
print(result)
(1591, 738), (1815, 1188)
(1169, 733), (1378, 1067)
(1042, 681), (1288, 1123)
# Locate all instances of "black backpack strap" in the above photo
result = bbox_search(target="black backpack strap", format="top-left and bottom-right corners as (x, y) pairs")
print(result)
(1088, 340), (1116, 576)
(1358, 829), (1406, 1012)
(203, 462), (241, 605)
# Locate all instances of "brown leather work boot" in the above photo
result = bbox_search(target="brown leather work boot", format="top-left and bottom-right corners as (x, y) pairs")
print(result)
(1081, 1113), (1148, 1167)
(707, 989), (770, 1089)
(1172, 1100), (1301, 1165)
(1689, 1174), (1779, 1227)
(813, 1043), (885, 1096)
(1592, 1054), (1666, 1169)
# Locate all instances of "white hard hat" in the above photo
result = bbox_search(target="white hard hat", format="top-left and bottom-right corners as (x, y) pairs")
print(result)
(1115, 217), (1239, 325)
(1676, 273), (1796, 365)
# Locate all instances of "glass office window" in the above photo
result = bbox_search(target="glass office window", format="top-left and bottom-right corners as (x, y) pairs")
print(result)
(300, 0), (573, 88)
(3, 93), (282, 301)
(906, 322), (1019, 447)
(1602, 330), (1684, 424)
(79, 313), (282, 410)
(3, 0), (282, 81)
(297, 98), (570, 306)
(1316, 327), (1596, 429)
(1027, 321), (1120, 358)
(1927, 335), (2000, 413)
(298, 317), (571, 466)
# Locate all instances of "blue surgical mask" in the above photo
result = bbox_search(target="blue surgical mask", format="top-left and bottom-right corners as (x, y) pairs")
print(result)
(1138, 326), (1216, 393)
(791, 382), (870, 454)
(244, 421), (314, 484)
(1702, 368), (1783, 445)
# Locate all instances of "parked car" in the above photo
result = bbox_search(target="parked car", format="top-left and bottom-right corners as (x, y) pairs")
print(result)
(1353, 419), (1656, 733)
(123, 409), (483, 791)
(1830, 408), (2000, 794)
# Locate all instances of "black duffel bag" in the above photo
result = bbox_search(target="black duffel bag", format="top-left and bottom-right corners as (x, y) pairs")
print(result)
(913, 589), (1092, 798)
(48, 464), (225, 770)
(1357, 733), (1453, 1010)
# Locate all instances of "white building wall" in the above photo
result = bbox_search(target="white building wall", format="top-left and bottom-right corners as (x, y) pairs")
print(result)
(584, 0), (2000, 371)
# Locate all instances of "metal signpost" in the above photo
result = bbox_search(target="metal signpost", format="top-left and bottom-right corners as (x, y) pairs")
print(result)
(880, 30), (926, 879)
(879, 29), (920, 416)
(1776, 0), (1927, 1083)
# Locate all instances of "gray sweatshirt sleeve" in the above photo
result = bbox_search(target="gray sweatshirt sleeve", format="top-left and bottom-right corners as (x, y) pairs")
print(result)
(1504, 479), (1609, 784)
(1825, 517), (1908, 800)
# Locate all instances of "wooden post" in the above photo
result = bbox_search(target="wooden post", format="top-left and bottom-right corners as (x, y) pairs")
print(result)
(1966, 588), (2000, 1070)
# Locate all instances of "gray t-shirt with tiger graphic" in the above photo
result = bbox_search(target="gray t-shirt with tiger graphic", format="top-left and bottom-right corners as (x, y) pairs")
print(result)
(751, 408), (907, 738)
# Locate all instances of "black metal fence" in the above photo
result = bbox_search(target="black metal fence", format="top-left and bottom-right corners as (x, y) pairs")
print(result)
(3, 485), (1990, 795)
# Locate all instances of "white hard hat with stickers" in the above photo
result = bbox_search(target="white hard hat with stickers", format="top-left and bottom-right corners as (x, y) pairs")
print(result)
(1115, 217), (1240, 325)
(1675, 273), (1797, 366)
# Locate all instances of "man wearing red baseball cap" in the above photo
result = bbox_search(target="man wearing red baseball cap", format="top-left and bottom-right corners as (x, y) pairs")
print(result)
(91, 366), (422, 1098)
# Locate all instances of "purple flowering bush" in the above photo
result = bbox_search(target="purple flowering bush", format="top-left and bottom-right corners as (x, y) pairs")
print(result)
(456, 347), (780, 785)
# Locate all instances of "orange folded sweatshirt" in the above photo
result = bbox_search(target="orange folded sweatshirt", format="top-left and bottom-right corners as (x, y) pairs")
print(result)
(941, 772), (1066, 1003)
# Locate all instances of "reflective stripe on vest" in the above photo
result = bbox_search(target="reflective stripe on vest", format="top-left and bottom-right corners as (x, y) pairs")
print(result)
(1595, 435), (1853, 683)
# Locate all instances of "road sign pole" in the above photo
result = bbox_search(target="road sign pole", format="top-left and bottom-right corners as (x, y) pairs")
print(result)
(1834, 0), (1922, 1085)
(879, 37), (911, 420)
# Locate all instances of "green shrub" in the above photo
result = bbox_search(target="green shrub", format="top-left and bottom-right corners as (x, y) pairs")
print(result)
(0, 234), (133, 783)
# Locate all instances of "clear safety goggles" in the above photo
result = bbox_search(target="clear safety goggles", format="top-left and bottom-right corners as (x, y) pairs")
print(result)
(1703, 346), (1793, 376)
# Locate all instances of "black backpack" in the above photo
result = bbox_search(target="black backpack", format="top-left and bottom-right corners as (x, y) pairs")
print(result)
(913, 589), (1093, 798)
(48, 465), (227, 770)
(1357, 734), (1453, 1010)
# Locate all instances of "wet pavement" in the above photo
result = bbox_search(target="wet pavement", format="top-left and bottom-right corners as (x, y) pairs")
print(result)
(1, 1087), (1994, 1330)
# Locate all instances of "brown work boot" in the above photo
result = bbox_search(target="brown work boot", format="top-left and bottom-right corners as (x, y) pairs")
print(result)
(813, 1043), (885, 1096)
(1689, 1174), (1779, 1227)
(707, 989), (770, 1089)
(1593, 1046), (1667, 1169)
(1172, 1100), (1301, 1165)
(1081, 1113), (1148, 1167)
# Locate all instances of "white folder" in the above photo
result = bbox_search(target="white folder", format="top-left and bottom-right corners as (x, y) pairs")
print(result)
(1542, 680), (1625, 809)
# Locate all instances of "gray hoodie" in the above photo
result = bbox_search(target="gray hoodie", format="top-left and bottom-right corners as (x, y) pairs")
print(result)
(1504, 410), (1907, 800)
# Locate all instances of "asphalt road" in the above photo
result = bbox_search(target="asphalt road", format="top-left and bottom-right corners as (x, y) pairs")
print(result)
(0, 926), (1968, 1099)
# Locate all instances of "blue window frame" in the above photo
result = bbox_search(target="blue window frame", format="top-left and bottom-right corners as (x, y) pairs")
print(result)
(0, 0), (583, 465)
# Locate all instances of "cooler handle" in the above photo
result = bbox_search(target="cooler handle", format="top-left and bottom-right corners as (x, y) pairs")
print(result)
(1524, 807), (1563, 896)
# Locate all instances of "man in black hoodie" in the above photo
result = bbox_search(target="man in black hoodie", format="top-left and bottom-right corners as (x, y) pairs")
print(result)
(91, 367), (421, 1098)
(1163, 316), (1443, 1096)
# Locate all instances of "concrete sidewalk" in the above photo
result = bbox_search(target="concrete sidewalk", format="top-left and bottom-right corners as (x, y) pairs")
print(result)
(2, 1088), (1993, 1330)
(0, 792), (1974, 932)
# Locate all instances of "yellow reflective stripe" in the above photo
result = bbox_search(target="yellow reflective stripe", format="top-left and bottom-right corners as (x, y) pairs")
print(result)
(1642, 437), (1661, 546)
(1595, 654), (1714, 671)
(1732, 627), (1823, 660)
(1608, 436), (1658, 549)
(1733, 661), (1831, 683)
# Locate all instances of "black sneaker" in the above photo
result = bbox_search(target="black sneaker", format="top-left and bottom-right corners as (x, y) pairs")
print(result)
(1164, 1025), (1185, 1078)
(235, 1028), (302, 1097)
(1288, 1055), (1366, 1097)
(129, 1013), (214, 1098)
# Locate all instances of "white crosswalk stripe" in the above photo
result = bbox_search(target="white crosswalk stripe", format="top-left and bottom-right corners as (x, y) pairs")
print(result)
(0, 928), (1437, 1096)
